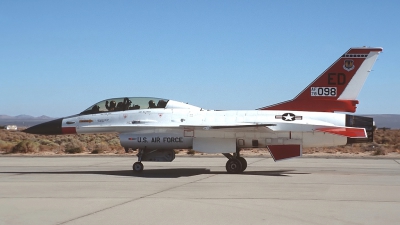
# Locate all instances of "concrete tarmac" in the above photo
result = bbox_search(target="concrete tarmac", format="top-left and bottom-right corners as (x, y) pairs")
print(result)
(0, 156), (399, 225)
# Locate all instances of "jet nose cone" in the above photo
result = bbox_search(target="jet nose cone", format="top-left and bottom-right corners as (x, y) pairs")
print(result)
(23, 118), (63, 135)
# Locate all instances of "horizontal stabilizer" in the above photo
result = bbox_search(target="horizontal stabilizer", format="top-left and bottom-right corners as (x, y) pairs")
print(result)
(316, 127), (367, 138)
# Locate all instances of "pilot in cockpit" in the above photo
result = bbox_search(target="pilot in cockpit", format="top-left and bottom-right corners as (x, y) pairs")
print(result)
(91, 105), (100, 113)
(157, 100), (167, 108)
(116, 102), (124, 111)
(105, 100), (116, 111)
(148, 100), (157, 108)
(123, 98), (132, 110)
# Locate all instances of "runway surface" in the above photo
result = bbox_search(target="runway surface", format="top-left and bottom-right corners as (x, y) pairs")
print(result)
(0, 156), (399, 225)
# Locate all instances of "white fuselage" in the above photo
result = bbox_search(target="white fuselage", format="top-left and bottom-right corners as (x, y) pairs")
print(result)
(62, 108), (348, 153)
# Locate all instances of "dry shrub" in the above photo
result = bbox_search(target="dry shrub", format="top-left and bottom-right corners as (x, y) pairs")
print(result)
(379, 137), (392, 144)
(0, 130), (32, 142)
(108, 138), (120, 146)
(65, 146), (84, 154)
(109, 145), (124, 152)
(39, 145), (57, 152)
(39, 139), (57, 146)
(91, 142), (108, 154)
(113, 147), (126, 154)
(0, 132), (7, 141)
(78, 134), (91, 143)
(0, 140), (15, 152)
(12, 140), (40, 153)
(0, 131), (124, 154)
(91, 149), (102, 154)
(174, 149), (182, 154)
(64, 139), (85, 154)
(37, 139), (59, 152)
(303, 147), (320, 154)
(362, 143), (380, 152)
(373, 147), (387, 156)
(374, 129), (400, 145)
(187, 149), (195, 155)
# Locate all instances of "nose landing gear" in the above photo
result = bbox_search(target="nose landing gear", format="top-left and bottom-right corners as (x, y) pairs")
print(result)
(132, 149), (145, 172)
(132, 148), (176, 172)
(133, 161), (144, 172)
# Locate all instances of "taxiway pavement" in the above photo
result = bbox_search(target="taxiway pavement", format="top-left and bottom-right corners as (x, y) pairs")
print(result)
(0, 156), (399, 225)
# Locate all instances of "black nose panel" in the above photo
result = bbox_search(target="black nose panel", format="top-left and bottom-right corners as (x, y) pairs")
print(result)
(23, 118), (63, 135)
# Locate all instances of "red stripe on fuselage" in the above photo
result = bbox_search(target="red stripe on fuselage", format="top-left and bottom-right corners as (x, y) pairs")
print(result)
(62, 127), (77, 134)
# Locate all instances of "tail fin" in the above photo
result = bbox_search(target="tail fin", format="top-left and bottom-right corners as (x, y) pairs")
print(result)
(259, 47), (383, 112)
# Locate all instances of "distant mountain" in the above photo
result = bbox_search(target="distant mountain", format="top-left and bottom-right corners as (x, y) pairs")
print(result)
(36, 115), (53, 119)
(15, 114), (35, 119)
(361, 114), (400, 129)
(0, 115), (55, 128)
(0, 115), (54, 120)
(0, 115), (13, 119)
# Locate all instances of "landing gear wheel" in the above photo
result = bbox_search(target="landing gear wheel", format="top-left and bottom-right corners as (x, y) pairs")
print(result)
(237, 157), (247, 172)
(132, 162), (144, 172)
(226, 159), (243, 174)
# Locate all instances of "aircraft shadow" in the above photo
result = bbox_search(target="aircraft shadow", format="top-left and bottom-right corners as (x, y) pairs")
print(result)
(0, 169), (308, 178)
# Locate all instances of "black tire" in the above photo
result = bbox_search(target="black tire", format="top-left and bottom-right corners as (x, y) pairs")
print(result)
(237, 157), (247, 172)
(226, 159), (243, 174)
(132, 162), (144, 172)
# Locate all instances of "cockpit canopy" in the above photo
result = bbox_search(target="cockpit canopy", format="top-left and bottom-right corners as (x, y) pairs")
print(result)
(80, 97), (168, 115)
(80, 97), (201, 115)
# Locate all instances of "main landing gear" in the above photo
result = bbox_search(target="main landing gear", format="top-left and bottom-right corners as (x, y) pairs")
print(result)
(223, 148), (247, 174)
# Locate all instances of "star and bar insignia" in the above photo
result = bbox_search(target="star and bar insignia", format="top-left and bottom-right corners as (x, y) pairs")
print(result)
(275, 113), (302, 121)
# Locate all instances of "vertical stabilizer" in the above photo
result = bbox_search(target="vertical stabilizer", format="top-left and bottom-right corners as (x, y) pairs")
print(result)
(259, 47), (382, 112)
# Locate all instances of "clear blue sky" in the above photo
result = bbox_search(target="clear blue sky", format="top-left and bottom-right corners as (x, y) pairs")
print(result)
(1, 0), (399, 117)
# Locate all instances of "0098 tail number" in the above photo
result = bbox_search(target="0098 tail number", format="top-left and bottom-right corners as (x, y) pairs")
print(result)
(311, 87), (337, 96)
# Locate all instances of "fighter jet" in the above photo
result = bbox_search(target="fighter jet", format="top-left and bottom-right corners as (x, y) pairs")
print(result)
(25, 47), (382, 173)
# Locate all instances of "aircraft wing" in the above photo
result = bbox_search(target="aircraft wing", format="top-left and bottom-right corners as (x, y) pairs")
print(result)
(183, 123), (368, 138)
(180, 123), (276, 132)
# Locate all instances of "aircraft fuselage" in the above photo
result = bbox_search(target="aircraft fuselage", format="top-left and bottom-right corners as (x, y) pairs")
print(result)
(57, 109), (358, 153)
